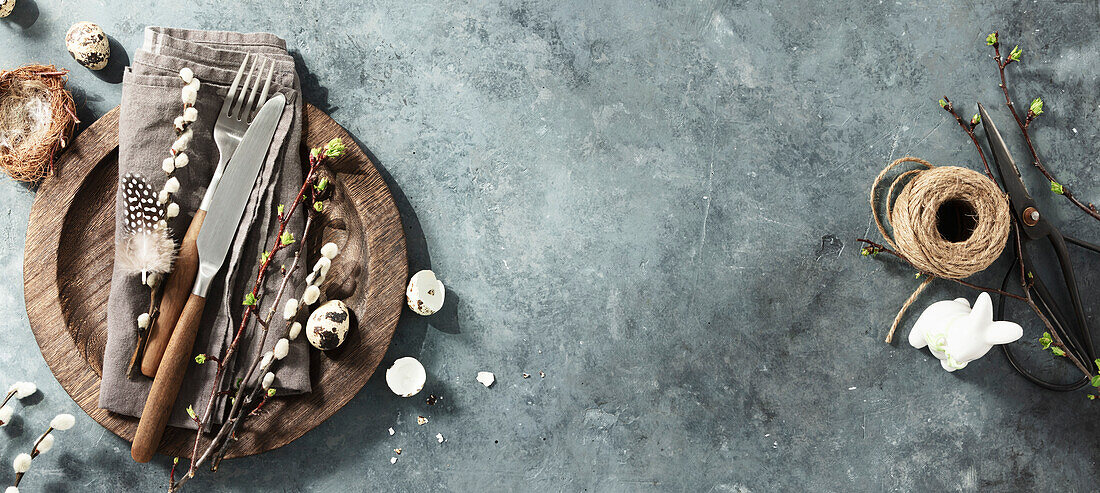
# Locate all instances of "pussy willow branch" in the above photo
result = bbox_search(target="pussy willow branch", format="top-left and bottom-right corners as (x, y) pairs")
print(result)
(128, 282), (166, 378)
(989, 33), (1100, 222)
(855, 238), (1026, 301)
(12, 426), (56, 487)
(170, 149), (333, 492)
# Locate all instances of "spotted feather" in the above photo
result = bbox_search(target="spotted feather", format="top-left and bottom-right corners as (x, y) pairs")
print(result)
(121, 173), (164, 233)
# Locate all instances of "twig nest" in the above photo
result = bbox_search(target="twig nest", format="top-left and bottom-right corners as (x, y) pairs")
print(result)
(65, 22), (110, 70)
(0, 65), (78, 183)
(386, 357), (426, 397)
(0, 0), (15, 17)
(406, 270), (445, 316)
(305, 299), (349, 350)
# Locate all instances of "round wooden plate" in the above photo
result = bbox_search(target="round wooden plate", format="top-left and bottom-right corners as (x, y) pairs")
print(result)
(23, 104), (407, 459)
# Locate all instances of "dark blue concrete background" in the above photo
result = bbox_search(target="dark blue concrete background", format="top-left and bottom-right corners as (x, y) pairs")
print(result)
(3, 1), (1100, 491)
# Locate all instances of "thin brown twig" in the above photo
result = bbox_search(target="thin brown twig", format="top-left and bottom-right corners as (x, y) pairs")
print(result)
(990, 33), (1100, 222)
(939, 97), (997, 183)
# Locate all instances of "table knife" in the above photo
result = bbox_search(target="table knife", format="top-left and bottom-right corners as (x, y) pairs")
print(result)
(131, 93), (286, 463)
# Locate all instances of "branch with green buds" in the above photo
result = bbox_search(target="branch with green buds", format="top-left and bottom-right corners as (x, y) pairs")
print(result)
(986, 31), (1100, 221)
(937, 96), (997, 182)
(169, 138), (347, 492)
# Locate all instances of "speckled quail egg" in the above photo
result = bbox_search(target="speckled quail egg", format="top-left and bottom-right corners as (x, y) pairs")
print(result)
(0, 0), (16, 18)
(306, 299), (349, 350)
(406, 270), (445, 316)
(65, 22), (110, 70)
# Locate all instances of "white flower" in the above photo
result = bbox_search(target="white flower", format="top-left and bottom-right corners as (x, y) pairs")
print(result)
(0, 405), (12, 425)
(273, 338), (290, 360)
(164, 177), (180, 194)
(178, 67), (194, 83)
(166, 203), (180, 218)
(11, 381), (36, 399)
(181, 85), (197, 105)
(302, 285), (320, 305)
(182, 106), (198, 122)
(260, 351), (273, 370)
(12, 453), (30, 473)
(313, 257), (331, 276)
(174, 153), (189, 168)
(161, 157), (175, 173)
(137, 313), (151, 329)
(261, 372), (275, 390)
(288, 322), (302, 341)
(35, 433), (54, 454)
(283, 299), (298, 320)
(50, 413), (75, 431)
(320, 242), (339, 259)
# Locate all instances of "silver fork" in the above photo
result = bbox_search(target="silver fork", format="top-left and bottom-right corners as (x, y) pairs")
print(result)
(202, 53), (276, 210)
(138, 52), (277, 378)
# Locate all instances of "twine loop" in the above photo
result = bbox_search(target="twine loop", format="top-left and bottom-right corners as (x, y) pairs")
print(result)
(870, 157), (1011, 342)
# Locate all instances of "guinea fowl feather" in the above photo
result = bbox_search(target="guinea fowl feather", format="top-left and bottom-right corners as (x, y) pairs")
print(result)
(116, 173), (176, 283)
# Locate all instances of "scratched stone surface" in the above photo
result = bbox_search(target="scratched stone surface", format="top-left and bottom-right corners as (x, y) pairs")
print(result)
(3, 0), (1100, 491)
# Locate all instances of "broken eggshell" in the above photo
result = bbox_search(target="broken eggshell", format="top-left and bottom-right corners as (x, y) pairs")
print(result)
(65, 22), (110, 70)
(305, 299), (350, 351)
(386, 357), (426, 397)
(406, 270), (445, 315)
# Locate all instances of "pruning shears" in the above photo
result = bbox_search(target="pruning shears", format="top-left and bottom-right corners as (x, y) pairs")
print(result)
(978, 102), (1100, 390)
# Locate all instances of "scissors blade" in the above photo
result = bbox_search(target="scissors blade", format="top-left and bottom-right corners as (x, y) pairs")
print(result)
(979, 102), (1032, 201)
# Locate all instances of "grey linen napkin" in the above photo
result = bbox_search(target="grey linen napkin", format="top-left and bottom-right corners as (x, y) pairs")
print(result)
(99, 27), (310, 429)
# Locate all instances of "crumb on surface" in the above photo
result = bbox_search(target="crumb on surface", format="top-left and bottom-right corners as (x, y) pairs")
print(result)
(522, 373), (530, 379)
(417, 416), (428, 425)
(388, 427), (395, 436)
(390, 457), (397, 464)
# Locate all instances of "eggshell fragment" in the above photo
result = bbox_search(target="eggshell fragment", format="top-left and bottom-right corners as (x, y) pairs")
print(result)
(476, 371), (495, 388)
(386, 357), (426, 397)
(406, 270), (445, 315)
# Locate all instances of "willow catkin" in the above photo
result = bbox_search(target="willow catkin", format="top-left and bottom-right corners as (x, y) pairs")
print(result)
(870, 157), (1011, 342)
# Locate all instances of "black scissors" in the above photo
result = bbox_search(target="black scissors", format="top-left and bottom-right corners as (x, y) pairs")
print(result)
(979, 102), (1100, 390)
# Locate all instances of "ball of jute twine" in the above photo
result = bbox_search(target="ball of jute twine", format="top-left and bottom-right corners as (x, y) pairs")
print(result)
(870, 156), (1011, 343)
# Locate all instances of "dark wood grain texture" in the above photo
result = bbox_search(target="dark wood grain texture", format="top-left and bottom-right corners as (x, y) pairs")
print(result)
(23, 104), (407, 459)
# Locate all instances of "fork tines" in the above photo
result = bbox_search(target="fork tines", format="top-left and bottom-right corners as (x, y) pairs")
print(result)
(222, 53), (277, 124)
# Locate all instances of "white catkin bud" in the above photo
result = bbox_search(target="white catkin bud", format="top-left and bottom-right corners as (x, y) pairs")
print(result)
(181, 85), (197, 105)
(162, 157), (175, 173)
(50, 413), (75, 431)
(302, 285), (320, 305)
(321, 242), (339, 259)
(188, 78), (201, 91)
(137, 313), (151, 329)
(288, 322), (302, 341)
(158, 189), (170, 205)
(179, 67), (194, 83)
(182, 106), (198, 122)
(261, 372), (275, 390)
(175, 153), (189, 168)
(147, 272), (160, 287)
(273, 338), (290, 360)
(11, 382), (36, 399)
(260, 352), (274, 370)
(166, 203), (180, 218)
(305, 272), (317, 286)
(12, 453), (30, 473)
(283, 299), (298, 320)
(173, 116), (186, 132)
(164, 177), (180, 194)
(171, 129), (193, 152)
(5, 484), (17, 493)
(156, 219), (168, 231)
(35, 433), (54, 454)
(0, 405), (13, 425)
(313, 257), (331, 276)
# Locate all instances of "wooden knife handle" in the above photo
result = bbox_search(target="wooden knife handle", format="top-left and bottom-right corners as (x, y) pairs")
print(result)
(132, 292), (207, 463)
(141, 209), (206, 377)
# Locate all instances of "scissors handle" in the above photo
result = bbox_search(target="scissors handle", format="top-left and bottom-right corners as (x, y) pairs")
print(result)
(1047, 229), (1095, 360)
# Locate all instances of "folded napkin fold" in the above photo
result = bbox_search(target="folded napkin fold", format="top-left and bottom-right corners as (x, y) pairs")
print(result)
(100, 27), (310, 429)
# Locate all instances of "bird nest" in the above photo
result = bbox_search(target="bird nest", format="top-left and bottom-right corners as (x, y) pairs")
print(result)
(0, 65), (78, 183)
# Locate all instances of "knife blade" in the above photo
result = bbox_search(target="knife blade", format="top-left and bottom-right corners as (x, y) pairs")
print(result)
(131, 93), (286, 463)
